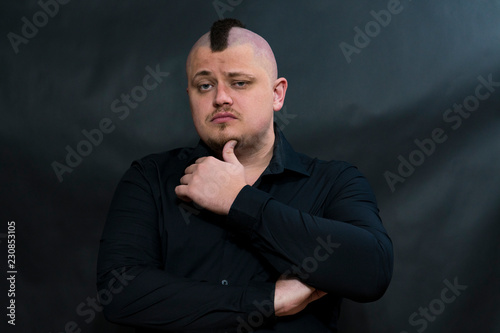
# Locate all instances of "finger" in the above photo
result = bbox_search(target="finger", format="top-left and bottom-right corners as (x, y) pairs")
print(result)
(194, 157), (207, 164)
(308, 289), (327, 303)
(179, 174), (192, 185)
(222, 140), (240, 165)
(184, 163), (198, 175)
(174, 185), (192, 202)
(314, 290), (327, 299)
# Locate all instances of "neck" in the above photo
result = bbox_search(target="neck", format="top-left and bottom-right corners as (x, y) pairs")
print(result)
(236, 131), (275, 184)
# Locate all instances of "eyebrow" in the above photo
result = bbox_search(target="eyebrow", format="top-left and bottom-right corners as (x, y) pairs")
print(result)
(226, 72), (256, 80)
(192, 70), (256, 81)
(192, 70), (212, 80)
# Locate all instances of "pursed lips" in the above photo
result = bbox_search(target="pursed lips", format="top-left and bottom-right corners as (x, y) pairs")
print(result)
(211, 112), (238, 124)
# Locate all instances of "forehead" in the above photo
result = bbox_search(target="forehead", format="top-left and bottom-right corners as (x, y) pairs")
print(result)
(188, 44), (266, 79)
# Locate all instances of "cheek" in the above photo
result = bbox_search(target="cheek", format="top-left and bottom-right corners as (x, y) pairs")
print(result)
(242, 88), (273, 109)
(189, 96), (210, 123)
(252, 93), (275, 119)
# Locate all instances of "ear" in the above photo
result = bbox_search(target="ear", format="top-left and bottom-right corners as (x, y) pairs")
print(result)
(272, 78), (288, 111)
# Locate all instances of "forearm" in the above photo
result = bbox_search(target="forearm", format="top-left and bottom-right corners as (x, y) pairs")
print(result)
(97, 257), (275, 330)
(227, 185), (393, 302)
(98, 163), (276, 330)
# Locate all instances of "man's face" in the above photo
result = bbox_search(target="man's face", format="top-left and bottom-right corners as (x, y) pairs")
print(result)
(187, 43), (277, 153)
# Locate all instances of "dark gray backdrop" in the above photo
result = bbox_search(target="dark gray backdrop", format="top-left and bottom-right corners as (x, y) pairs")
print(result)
(1, 1), (499, 332)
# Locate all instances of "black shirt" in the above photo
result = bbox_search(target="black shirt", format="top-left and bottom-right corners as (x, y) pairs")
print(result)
(97, 125), (393, 332)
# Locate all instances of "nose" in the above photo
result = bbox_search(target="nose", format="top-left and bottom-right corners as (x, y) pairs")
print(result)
(213, 84), (233, 107)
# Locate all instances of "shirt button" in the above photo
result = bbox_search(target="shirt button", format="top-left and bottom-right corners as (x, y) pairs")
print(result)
(221, 280), (228, 286)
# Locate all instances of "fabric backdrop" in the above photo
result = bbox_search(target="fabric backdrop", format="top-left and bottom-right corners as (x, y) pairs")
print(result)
(1, 1), (499, 332)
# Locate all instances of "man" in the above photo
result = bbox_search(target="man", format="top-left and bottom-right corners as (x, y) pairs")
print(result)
(97, 19), (393, 332)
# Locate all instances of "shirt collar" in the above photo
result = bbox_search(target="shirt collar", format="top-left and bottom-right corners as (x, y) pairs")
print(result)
(186, 123), (310, 177)
(264, 123), (310, 177)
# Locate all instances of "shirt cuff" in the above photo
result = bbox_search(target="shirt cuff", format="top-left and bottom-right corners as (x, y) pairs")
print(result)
(227, 185), (272, 234)
(241, 280), (276, 319)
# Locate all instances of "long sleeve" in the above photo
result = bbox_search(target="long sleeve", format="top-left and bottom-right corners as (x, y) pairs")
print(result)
(96, 162), (275, 331)
(226, 163), (393, 303)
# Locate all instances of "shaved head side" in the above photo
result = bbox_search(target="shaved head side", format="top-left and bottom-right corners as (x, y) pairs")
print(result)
(186, 19), (279, 81)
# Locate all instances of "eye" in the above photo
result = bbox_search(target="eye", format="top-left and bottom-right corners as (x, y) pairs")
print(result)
(233, 81), (247, 88)
(198, 83), (213, 91)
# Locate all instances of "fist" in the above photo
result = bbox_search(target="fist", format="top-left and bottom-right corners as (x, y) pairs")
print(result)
(175, 140), (247, 215)
(274, 275), (327, 316)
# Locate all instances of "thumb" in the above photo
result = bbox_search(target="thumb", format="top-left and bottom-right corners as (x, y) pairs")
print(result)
(222, 140), (240, 164)
(308, 289), (327, 304)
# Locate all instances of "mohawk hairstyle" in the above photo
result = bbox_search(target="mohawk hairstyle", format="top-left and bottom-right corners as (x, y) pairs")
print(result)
(210, 18), (246, 52)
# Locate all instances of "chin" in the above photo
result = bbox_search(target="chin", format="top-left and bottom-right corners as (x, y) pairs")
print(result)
(201, 123), (241, 149)
(205, 133), (244, 154)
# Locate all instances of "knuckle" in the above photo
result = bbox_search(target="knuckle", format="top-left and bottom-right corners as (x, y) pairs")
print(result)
(197, 163), (207, 172)
(191, 174), (200, 183)
(203, 182), (219, 198)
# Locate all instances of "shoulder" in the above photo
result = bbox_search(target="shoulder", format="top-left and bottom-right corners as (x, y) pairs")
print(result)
(122, 147), (195, 183)
(298, 152), (362, 181)
(299, 153), (375, 199)
(133, 147), (194, 168)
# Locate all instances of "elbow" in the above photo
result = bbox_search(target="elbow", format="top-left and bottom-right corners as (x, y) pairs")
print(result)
(102, 304), (119, 323)
(310, 235), (394, 302)
(99, 289), (137, 326)
(352, 240), (394, 303)
(96, 269), (136, 326)
(345, 267), (392, 303)
(94, 286), (126, 325)
(102, 302), (126, 325)
(353, 270), (392, 303)
(313, 251), (393, 303)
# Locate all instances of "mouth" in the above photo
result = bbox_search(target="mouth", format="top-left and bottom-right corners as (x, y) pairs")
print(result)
(211, 112), (238, 124)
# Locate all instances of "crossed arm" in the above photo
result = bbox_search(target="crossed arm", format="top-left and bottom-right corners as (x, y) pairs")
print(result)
(97, 142), (393, 330)
(175, 140), (392, 302)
